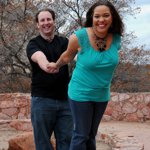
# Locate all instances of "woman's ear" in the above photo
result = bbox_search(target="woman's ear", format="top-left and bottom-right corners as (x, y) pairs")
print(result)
(119, 50), (124, 59)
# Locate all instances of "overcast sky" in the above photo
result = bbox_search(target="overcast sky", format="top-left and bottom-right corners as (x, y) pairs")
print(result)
(125, 0), (150, 50)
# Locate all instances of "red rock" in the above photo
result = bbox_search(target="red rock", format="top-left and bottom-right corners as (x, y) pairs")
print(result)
(8, 132), (35, 150)
(10, 120), (32, 131)
(8, 132), (56, 150)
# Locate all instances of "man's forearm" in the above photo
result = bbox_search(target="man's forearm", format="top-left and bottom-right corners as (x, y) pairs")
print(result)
(31, 51), (50, 72)
(37, 57), (50, 72)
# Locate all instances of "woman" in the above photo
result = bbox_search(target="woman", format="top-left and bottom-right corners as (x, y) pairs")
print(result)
(48, 1), (124, 150)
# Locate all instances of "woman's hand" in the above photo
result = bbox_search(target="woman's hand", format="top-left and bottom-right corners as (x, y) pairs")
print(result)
(46, 62), (59, 73)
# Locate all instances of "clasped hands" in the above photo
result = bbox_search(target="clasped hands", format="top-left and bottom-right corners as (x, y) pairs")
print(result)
(46, 62), (59, 73)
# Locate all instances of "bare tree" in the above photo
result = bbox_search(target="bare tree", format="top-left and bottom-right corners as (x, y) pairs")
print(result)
(112, 47), (150, 92)
(0, 0), (37, 92)
(0, 0), (148, 93)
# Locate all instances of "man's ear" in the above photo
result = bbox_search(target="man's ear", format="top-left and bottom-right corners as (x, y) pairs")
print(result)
(37, 23), (39, 29)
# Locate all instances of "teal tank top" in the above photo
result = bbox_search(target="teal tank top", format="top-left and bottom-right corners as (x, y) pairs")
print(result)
(68, 28), (121, 102)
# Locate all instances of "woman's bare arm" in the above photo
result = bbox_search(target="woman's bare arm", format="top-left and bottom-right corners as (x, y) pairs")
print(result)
(56, 34), (80, 68)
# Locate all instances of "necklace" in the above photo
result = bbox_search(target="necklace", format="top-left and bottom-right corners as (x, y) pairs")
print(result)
(92, 28), (108, 52)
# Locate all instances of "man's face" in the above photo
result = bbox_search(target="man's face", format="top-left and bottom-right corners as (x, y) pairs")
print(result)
(37, 11), (55, 36)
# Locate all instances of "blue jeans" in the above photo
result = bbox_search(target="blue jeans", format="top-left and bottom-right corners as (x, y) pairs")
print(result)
(69, 99), (108, 150)
(31, 97), (73, 150)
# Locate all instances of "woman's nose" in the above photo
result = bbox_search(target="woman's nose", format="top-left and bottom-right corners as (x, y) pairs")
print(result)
(99, 17), (105, 21)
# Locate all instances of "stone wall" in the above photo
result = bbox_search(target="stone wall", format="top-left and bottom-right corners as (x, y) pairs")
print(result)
(104, 92), (150, 122)
(0, 93), (30, 120)
(0, 93), (149, 150)
(0, 92), (150, 122)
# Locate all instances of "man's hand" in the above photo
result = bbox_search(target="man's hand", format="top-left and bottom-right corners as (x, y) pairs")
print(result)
(46, 62), (59, 73)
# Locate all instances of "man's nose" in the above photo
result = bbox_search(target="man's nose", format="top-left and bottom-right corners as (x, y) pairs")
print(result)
(44, 20), (49, 24)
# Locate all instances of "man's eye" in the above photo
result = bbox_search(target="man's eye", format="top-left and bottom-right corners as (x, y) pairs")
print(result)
(40, 19), (45, 22)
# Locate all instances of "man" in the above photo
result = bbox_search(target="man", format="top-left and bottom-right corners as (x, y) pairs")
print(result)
(26, 8), (73, 150)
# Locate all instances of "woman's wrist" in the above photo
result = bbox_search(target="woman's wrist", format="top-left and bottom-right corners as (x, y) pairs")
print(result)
(56, 59), (66, 68)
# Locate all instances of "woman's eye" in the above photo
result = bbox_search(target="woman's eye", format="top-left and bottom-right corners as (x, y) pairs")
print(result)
(94, 16), (99, 18)
(103, 14), (110, 18)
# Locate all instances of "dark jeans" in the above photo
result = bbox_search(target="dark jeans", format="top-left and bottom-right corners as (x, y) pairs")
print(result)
(31, 97), (73, 150)
(69, 99), (108, 150)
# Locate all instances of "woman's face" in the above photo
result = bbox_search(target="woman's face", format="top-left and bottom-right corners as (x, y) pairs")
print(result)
(92, 5), (112, 34)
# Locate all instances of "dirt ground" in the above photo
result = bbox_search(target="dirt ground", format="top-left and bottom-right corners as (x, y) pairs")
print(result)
(0, 123), (110, 150)
(1, 121), (150, 150)
(99, 121), (150, 150)
(0, 123), (24, 150)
